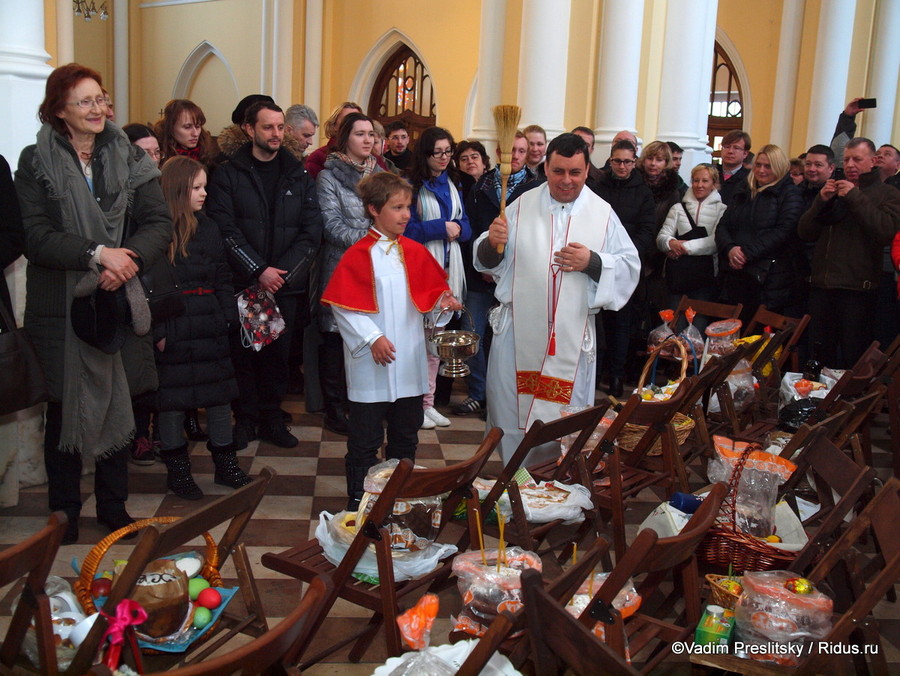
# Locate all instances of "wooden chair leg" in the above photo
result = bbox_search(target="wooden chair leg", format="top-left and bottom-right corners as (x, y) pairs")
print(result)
(889, 372), (900, 479)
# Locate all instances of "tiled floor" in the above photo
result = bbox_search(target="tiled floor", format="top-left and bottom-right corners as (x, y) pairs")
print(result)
(0, 385), (897, 674)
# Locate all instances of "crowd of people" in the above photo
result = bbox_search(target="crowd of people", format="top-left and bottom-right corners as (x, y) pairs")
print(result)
(1, 64), (898, 529)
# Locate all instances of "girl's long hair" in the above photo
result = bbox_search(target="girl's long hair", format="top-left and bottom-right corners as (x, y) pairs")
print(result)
(160, 156), (204, 263)
(155, 99), (217, 167)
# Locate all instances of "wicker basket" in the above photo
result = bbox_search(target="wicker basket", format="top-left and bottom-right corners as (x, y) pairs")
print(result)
(705, 573), (743, 610)
(697, 448), (798, 573)
(618, 338), (695, 456)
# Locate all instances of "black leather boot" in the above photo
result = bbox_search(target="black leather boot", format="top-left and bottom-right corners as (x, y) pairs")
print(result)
(210, 442), (252, 489)
(160, 445), (203, 500)
(183, 409), (208, 442)
(319, 332), (350, 436)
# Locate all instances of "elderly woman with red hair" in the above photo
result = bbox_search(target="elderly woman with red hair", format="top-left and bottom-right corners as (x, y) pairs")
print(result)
(15, 63), (172, 544)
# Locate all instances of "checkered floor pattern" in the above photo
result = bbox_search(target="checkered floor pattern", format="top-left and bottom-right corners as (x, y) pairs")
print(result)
(1, 385), (897, 674)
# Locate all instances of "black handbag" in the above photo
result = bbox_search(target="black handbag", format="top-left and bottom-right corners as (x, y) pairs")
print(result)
(0, 289), (49, 415)
(139, 255), (185, 323)
(664, 203), (716, 294)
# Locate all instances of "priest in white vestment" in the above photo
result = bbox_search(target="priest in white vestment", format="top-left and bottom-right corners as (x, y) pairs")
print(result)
(474, 133), (640, 462)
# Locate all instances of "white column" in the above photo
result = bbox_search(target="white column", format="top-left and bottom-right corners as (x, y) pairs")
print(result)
(56, 0), (74, 63)
(0, 0), (53, 503)
(594, 0), (644, 162)
(770, 1), (805, 151)
(805, 0), (857, 149)
(470, 0), (507, 147)
(303, 0), (323, 125)
(517, 0), (570, 140)
(270, 0), (293, 106)
(656, 0), (719, 177)
(866, 0), (900, 145)
(113, 0), (128, 122)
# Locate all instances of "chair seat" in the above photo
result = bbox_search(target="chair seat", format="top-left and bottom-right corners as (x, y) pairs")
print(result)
(261, 538), (455, 611)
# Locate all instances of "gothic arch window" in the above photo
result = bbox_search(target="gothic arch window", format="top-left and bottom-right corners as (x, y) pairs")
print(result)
(707, 41), (744, 158)
(368, 44), (436, 144)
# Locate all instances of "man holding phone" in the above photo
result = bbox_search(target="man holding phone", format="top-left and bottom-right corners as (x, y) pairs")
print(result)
(830, 97), (877, 174)
(798, 137), (900, 368)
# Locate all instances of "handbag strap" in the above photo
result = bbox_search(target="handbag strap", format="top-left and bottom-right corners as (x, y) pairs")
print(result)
(678, 202), (708, 238)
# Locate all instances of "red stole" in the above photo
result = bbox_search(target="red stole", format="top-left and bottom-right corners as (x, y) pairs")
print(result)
(321, 229), (450, 313)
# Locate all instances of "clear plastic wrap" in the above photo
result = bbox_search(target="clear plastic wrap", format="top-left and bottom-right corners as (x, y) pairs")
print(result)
(708, 358), (755, 413)
(452, 547), (542, 637)
(735, 571), (833, 666)
(647, 310), (677, 354)
(678, 308), (705, 364)
(359, 460), (442, 548)
(705, 319), (742, 356)
(558, 405), (616, 461)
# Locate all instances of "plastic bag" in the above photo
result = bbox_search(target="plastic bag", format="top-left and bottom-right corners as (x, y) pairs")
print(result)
(708, 358), (755, 413)
(735, 571), (833, 666)
(778, 372), (836, 412)
(734, 468), (782, 537)
(678, 308), (704, 366)
(707, 436), (796, 484)
(778, 399), (822, 433)
(358, 460), (442, 548)
(452, 547), (542, 637)
(647, 309), (676, 354)
(317, 511), (457, 582)
(558, 405), (616, 462)
(705, 318), (742, 357)
(519, 481), (594, 524)
(236, 285), (285, 351)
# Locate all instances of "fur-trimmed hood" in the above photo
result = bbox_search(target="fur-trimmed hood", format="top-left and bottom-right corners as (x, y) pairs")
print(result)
(215, 124), (305, 162)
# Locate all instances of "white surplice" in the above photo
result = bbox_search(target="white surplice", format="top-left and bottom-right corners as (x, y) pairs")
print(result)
(333, 234), (448, 404)
(474, 183), (640, 462)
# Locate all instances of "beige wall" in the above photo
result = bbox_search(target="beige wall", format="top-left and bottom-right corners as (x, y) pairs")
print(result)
(134, 0), (264, 133)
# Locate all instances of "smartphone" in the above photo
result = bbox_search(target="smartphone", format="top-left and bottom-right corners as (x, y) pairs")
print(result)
(858, 98), (877, 109)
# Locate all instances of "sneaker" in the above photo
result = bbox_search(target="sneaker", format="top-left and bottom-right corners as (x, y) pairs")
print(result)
(452, 397), (485, 417)
(424, 407), (451, 427)
(130, 437), (156, 466)
(420, 415), (437, 430)
(259, 422), (299, 449)
(233, 421), (257, 451)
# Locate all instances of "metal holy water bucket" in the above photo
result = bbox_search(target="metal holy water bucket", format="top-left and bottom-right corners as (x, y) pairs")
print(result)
(426, 307), (480, 378)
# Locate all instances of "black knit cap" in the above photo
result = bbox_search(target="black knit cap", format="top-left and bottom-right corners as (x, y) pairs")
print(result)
(231, 94), (275, 125)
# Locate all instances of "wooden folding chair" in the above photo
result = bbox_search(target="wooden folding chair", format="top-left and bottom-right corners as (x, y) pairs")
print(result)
(0, 512), (67, 676)
(573, 385), (695, 560)
(517, 568), (641, 676)
(742, 305), (811, 374)
(575, 482), (728, 673)
(67, 468), (276, 676)
(747, 323), (797, 420)
(777, 429), (878, 574)
(670, 295), (743, 334)
(261, 429), (503, 667)
(691, 477), (900, 676)
(478, 404), (610, 566)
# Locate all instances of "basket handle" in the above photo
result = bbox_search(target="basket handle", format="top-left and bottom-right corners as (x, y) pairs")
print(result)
(718, 443), (761, 531)
(428, 305), (472, 342)
(75, 516), (220, 614)
(638, 337), (689, 391)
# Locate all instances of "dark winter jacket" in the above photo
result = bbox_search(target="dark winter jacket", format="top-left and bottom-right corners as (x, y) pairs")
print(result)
(206, 143), (322, 295)
(719, 165), (750, 206)
(153, 213), (239, 411)
(315, 156), (384, 332)
(716, 173), (805, 309)
(798, 170), (900, 292)
(463, 167), (539, 294)
(16, 127), (172, 400)
(0, 154), (23, 314)
(592, 169), (656, 257)
(640, 168), (685, 273)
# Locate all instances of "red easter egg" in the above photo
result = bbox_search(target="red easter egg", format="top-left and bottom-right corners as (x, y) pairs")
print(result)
(91, 577), (112, 598)
(197, 587), (222, 610)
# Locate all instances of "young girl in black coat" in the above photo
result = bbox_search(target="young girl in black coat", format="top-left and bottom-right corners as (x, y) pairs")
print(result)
(156, 157), (249, 498)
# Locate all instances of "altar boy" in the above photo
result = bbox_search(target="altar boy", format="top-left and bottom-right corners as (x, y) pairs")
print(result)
(321, 173), (462, 508)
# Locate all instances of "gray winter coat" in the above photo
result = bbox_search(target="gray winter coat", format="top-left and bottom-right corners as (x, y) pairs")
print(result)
(315, 156), (384, 332)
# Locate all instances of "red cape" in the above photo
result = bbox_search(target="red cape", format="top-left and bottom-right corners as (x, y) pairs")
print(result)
(321, 229), (450, 313)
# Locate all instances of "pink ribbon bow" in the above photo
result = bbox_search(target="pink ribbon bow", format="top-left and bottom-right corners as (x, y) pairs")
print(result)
(101, 598), (148, 644)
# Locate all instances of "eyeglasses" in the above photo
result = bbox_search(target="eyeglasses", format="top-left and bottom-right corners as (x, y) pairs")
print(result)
(431, 149), (452, 158)
(68, 97), (109, 110)
(721, 144), (746, 152)
(610, 158), (635, 166)
(145, 148), (163, 160)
